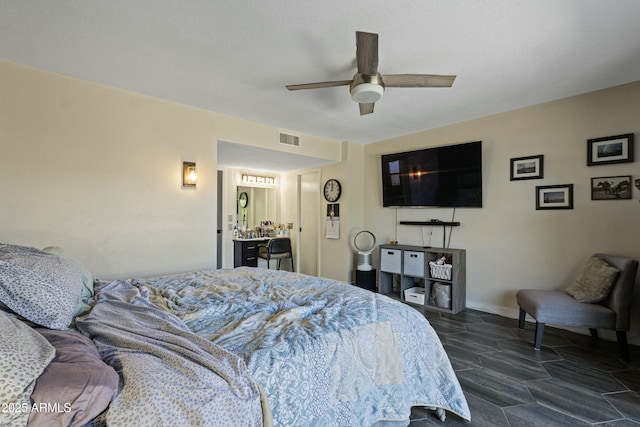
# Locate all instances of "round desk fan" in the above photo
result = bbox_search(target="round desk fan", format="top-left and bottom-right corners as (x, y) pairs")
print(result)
(353, 230), (376, 271)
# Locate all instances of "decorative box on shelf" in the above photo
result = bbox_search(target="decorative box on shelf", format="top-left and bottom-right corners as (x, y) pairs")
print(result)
(429, 261), (452, 281)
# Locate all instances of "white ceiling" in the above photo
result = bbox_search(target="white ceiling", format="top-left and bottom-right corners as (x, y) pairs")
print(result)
(3, 1), (640, 169)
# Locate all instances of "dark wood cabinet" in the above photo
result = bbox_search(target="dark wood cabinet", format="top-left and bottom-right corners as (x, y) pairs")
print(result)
(233, 239), (269, 267)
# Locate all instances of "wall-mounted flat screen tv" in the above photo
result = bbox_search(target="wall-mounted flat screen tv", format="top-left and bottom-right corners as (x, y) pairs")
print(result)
(381, 141), (482, 207)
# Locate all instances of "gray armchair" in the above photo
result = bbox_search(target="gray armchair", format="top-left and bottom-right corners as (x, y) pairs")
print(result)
(516, 253), (638, 361)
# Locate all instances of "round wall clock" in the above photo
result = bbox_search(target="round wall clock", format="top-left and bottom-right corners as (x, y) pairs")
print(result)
(323, 179), (342, 202)
(238, 192), (248, 208)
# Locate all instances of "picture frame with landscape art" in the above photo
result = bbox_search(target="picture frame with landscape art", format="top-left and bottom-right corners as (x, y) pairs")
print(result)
(591, 175), (632, 200)
(510, 155), (544, 181)
(536, 184), (573, 210)
(587, 133), (634, 166)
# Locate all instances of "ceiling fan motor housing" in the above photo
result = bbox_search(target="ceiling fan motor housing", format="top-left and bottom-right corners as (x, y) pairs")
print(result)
(350, 73), (384, 103)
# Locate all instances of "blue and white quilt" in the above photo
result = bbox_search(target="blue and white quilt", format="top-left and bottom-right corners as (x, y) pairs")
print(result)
(135, 267), (470, 426)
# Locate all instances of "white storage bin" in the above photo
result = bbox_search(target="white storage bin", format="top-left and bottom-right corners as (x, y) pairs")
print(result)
(380, 248), (402, 274)
(403, 251), (425, 278)
(404, 287), (426, 305)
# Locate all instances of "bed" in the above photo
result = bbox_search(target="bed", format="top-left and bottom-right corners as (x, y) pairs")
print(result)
(0, 243), (470, 426)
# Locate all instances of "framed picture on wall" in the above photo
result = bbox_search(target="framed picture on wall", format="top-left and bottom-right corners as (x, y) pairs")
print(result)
(591, 175), (632, 200)
(510, 155), (544, 181)
(536, 184), (574, 210)
(587, 133), (634, 166)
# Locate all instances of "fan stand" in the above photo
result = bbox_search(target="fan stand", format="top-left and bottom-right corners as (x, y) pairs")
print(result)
(354, 230), (376, 271)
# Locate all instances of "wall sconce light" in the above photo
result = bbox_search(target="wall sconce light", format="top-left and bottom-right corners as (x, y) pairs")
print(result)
(182, 162), (197, 188)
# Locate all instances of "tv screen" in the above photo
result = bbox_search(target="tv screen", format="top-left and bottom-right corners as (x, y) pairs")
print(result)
(381, 141), (482, 207)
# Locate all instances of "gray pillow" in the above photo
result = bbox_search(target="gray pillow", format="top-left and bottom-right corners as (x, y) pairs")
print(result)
(42, 246), (95, 317)
(0, 311), (55, 427)
(0, 244), (84, 329)
(565, 256), (619, 303)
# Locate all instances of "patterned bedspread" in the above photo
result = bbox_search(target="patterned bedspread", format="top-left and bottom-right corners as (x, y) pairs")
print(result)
(136, 267), (470, 426)
(75, 280), (266, 427)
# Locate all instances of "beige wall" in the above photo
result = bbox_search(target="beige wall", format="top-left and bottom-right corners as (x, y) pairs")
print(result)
(3, 60), (639, 344)
(0, 61), (341, 277)
(363, 81), (640, 343)
(317, 141), (366, 283)
(1, 62), (217, 278)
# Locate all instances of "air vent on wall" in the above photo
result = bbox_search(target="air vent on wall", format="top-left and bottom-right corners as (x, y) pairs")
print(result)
(279, 131), (300, 147)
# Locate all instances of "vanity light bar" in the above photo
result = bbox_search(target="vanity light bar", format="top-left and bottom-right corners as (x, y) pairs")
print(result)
(242, 174), (276, 185)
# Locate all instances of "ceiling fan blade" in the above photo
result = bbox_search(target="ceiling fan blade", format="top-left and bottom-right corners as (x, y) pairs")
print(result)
(382, 74), (456, 88)
(359, 103), (375, 115)
(356, 31), (378, 76)
(286, 80), (352, 91)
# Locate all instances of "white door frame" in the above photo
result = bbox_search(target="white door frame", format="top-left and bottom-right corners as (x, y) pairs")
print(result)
(296, 169), (321, 276)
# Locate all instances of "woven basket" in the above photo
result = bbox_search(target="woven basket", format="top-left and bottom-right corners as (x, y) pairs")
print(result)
(429, 261), (452, 280)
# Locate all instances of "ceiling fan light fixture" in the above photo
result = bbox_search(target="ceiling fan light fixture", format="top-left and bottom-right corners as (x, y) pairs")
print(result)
(350, 83), (384, 103)
(286, 31), (455, 115)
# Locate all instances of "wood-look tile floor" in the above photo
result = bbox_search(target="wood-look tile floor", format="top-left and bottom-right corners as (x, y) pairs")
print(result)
(409, 308), (640, 426)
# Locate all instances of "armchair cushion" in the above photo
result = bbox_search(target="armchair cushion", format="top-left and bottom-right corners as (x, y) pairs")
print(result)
(517, 289), (615, 328)
(565, 256), (619, 303)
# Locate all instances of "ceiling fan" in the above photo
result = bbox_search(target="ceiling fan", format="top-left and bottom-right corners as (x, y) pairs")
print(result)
(286, 31), (456, 115)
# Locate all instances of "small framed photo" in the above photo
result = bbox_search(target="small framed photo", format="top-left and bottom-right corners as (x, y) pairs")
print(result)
(536, 184), (573, 210)
(510, 155), (544, 181)
(591, 176), (632, 200)
(587, 133), (634, 166)
(326, 203), (340, 217)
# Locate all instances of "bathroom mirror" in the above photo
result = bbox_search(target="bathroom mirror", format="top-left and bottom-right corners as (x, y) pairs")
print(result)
(237, 186), (278, 230)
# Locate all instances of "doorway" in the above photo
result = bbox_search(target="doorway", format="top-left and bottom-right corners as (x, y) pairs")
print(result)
(297, 170), (320, 276)
(216, 170), (223, 269)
